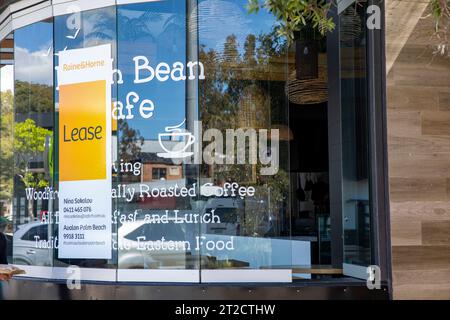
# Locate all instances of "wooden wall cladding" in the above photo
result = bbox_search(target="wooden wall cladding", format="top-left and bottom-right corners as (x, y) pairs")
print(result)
(387, 3), (450, 299)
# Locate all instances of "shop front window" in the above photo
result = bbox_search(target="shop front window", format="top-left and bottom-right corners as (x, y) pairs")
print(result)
(0, 38), (14, 263)
(0, 0), (382, 283)
(115, 0), (201, 279)
(340, 2), (373, 273)
(196, 0), (294, 278)
(12, 20), (54, 268)
(53, 6), (117, 272)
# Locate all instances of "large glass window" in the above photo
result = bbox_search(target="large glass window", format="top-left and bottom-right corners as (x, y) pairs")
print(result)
(340, 2), (372, 269)
(12, 20), (54, 267)
(197, 0), (293, 275)
(0, 39), (14, 264)
(0, 0), (381, 283)
(53, 6), (117, 271)
(115, 0), (200, 276)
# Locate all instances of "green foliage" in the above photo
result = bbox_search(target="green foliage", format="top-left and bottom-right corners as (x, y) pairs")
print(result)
(247, 0), (335, 43)
(199, 30), (290, 237)
(0, 92), (51, 201)
(0, 90), (14, 201)
(14, 81), (53, 114)
(431, 0), (449, 25)
(14, 118), (52, 188)
(22, 172), (49, 189)
(118, 119), (144, 162)
(430, 0), (450, 56)
(14, 118), (51, 157)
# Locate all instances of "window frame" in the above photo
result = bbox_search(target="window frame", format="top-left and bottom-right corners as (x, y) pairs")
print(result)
(326, 0), (391, 284)
(0, 0), (391, 288)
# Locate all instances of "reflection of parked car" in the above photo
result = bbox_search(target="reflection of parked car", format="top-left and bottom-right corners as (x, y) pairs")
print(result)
(202, 198), (243, 236)
(117, 219), (189, 269)
(202, 197), (277, 237)
(13, 222), (52, 266)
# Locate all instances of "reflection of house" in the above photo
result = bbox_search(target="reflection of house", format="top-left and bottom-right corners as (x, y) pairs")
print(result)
(112, 139), (184, 183)
(0, 35), (13, 65)
(121, 139), (185, 209)
(139, 152), (182, 182)
(139, 139), (183, 182)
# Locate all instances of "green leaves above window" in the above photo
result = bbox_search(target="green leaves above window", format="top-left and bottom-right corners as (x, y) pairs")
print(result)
(247, 0), (335, 43)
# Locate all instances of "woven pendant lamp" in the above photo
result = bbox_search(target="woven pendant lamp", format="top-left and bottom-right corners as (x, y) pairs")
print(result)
(286, 54), (328, 105)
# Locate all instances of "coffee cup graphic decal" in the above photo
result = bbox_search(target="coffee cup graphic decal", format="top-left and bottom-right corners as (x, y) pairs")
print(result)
(157, 119), (195, 159)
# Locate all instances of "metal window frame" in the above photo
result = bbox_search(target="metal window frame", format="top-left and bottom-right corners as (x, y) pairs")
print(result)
(327, 0), (391, 287)
(0, 0), (164, 36)
(11, 1), (52, 30)
(367, 0), (392, 291)
(326, 3), (343, 269)
(52, 0), (115, 17)
(0, 0), (392, 291)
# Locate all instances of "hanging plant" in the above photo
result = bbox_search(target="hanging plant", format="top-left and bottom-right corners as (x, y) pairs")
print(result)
(247, 0), (336, 44)
(430, 0), (450, 56)
(431, 0), (450, 24)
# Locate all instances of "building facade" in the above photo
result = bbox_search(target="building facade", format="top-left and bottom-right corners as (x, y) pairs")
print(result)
(0, 0), (445, 300)
(386, 0), (450, 300)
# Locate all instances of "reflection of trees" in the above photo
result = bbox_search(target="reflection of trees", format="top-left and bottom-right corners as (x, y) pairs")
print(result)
(90, 10), (164, 41)
(14, 81), (53, 113)
(14, 118), (52, 219)
(200, 30), (290, 237)
(118, 11), (162, 41)
(200, 29), (288, 127)
(118, 119), (144, 162)
(91, 8), (185, 61)
(0, 90), (13, 204)
(247, 0), (335, 42)
(91, 11), (161, 41)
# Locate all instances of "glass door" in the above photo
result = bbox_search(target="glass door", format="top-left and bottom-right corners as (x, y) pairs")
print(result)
(196, 0), (293, 282)
(339, 0), (373, 279)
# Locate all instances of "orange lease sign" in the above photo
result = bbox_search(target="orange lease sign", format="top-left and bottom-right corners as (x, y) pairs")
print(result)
(59, 80), (107, 181)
